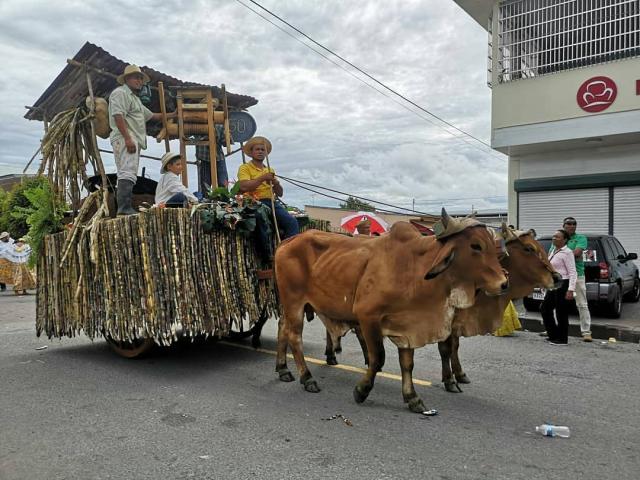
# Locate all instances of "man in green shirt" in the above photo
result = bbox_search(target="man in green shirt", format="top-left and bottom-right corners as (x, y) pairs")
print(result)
(109, 64), (174, 215)
(563, 217), (592, 342)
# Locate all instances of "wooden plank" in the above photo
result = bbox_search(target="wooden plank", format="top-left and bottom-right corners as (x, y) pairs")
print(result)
(222, 84), (232, 155)
(176, 91), (188, 188)
(158, 82), (170, 153)
(206, 91), (218, 188)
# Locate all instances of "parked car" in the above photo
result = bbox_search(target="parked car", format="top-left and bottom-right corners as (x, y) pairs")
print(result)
(523, 234), (640, 318)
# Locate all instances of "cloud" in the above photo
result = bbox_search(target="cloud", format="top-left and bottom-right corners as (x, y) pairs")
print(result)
(0, 0), (506, 214)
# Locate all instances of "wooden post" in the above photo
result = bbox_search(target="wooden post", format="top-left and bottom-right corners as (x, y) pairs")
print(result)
(240, 142), (246, 164)
(158, 81), (170, 153)
(222, 84), (232, 155)
(176, 91), (188, 188)
(206, 90), (218, 189)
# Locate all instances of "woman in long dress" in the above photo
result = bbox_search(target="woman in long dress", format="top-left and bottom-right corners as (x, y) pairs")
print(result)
(494, 301), (522, 336)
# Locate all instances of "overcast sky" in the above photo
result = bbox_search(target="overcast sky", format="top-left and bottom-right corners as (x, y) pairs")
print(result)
(0, 0), (506, 214)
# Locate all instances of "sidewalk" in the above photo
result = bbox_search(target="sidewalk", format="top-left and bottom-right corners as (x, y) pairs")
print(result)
(514, 299), (640, 343)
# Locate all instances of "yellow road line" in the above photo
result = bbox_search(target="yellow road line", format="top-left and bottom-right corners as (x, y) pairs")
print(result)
(219, 340), (432, 387)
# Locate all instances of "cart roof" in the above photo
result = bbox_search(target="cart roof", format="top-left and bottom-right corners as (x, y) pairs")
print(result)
(24, 42), (258, 121)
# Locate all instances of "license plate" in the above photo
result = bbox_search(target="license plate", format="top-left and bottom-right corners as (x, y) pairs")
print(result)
(532, 289), (545, 300)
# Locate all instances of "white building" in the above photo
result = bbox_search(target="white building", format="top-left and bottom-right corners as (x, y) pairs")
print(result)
(454, 0), (640, 255)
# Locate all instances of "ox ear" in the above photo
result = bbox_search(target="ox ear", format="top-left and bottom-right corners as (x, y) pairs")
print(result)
(425, 244), (455, 280)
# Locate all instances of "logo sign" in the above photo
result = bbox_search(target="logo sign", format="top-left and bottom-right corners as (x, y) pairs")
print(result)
(228, 111), (257, 143)
(576, 76), (617, 113)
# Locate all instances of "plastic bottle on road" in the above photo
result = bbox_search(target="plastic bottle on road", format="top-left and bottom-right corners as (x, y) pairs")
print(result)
(535, 424), (570, 438)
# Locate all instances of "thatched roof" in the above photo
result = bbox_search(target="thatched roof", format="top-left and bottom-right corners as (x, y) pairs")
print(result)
(24, 42), (258, 122)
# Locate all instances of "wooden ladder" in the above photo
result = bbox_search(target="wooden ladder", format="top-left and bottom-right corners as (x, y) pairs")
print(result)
(158, 85), (232, 188)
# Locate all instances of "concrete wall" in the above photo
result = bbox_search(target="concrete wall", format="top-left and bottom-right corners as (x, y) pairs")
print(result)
(492, 52), (640, 130)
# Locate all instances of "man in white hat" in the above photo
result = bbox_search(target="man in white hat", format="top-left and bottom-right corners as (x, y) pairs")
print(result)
(237, 137), (298, 258)
(109, 64), (175, 215)
(155, 152), (199, 206)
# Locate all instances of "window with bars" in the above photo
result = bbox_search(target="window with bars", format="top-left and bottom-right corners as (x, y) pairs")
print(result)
(496, 0), (640, 83)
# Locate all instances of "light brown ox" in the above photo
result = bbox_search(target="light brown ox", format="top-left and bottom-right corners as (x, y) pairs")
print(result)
(274, 212), (509, 413)
(437, 225), (562, 392)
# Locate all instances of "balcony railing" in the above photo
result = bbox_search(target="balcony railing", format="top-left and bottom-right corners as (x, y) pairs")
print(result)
(496, 0), (640, 83)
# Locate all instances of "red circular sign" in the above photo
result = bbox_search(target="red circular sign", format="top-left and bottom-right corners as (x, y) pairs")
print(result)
(577, 76), (617, 113)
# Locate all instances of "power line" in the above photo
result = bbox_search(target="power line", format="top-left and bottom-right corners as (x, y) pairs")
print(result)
(238, 0), (503, 159)
(278, 174), (430, 215)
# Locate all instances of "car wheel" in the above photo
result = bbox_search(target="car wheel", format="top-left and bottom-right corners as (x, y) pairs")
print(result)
(523, 297), (541, 312)
(603, 286), (622, 318)
(623, 277), (640, 303)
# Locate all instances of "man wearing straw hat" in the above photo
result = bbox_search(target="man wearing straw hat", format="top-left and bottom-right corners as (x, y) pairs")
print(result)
(109, 64), (174, 215)
(237, 136), (299, 256)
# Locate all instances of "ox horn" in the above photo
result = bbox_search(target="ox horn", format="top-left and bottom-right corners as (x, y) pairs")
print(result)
(441, 207), (451, 228)
(501, 222), (518, 242)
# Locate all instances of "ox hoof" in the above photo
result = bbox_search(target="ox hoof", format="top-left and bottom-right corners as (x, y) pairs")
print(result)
(443, 379), (463, 393)
(278, 370), (295, 382)
(407, 397), (426, 413)
(353, 385), (370, 404)
(455, 373), (471, 384)
(326, 355), (338, 366)
(303, 378), (321, 393)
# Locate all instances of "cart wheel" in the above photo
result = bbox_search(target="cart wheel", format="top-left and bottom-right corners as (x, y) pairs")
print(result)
(106, 337), (155, 358)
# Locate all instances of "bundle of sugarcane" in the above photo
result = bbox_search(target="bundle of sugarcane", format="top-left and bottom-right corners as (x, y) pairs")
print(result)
(38, 105), (104, 211)
(36, 208), (278, 345)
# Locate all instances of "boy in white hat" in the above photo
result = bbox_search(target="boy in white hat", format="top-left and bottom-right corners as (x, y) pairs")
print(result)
(109, 64), (176, 215)
(155, 152), (199, 206)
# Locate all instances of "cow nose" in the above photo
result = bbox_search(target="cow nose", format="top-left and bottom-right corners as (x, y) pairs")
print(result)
(500, 279), (509, 292)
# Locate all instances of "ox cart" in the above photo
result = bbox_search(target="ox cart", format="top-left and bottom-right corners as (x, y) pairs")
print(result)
(26, 43), (329, 357)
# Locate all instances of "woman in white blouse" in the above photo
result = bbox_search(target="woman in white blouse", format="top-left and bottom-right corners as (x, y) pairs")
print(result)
(541, 229), (577, 345)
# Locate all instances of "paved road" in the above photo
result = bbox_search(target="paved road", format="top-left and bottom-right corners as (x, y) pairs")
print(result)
(1, 292), (639, 480)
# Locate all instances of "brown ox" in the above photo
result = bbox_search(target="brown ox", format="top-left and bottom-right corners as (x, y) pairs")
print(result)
(438, 225), (562, 392)
(274, 212), (508, 413)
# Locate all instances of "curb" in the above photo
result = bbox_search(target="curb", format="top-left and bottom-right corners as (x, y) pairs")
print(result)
(519, 316), (640, 344)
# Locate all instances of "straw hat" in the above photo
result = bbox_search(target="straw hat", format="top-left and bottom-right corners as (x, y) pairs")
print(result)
(117, 64), (151, 85)
(0, 231), (9, 240)
(160, 152), (181, 172)
(242, 136), (272, 156)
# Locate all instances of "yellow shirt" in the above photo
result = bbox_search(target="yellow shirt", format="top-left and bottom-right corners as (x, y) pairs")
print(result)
(237, 162), (275, 200)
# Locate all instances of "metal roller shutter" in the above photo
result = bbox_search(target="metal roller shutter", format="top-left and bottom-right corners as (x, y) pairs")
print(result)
(613, 186), (640, 260)
(519, 188), (609, 236)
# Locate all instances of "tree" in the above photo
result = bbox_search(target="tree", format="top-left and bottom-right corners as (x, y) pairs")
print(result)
(0, 177), (50, 239)
(339, 196), (375, 212)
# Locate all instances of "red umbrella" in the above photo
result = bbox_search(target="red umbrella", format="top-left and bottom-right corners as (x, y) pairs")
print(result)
(340, 211), (389, 235)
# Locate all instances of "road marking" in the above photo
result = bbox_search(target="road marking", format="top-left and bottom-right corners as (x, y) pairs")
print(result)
(219, 340), (432, 387)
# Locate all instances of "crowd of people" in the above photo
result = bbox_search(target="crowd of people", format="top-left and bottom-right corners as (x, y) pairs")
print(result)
(0, 232), (36, 295)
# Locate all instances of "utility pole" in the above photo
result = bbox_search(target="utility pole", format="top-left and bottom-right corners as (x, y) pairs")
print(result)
(412, 198), (415, 212)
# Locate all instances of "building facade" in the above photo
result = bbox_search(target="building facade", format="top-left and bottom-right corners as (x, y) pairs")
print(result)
(455, 0), (640, 255)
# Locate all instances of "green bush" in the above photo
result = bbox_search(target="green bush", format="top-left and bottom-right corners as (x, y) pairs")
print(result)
(0, 177), (50, 238)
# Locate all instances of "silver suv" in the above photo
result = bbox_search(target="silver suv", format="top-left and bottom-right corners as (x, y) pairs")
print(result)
(524, 234), (640, 318)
